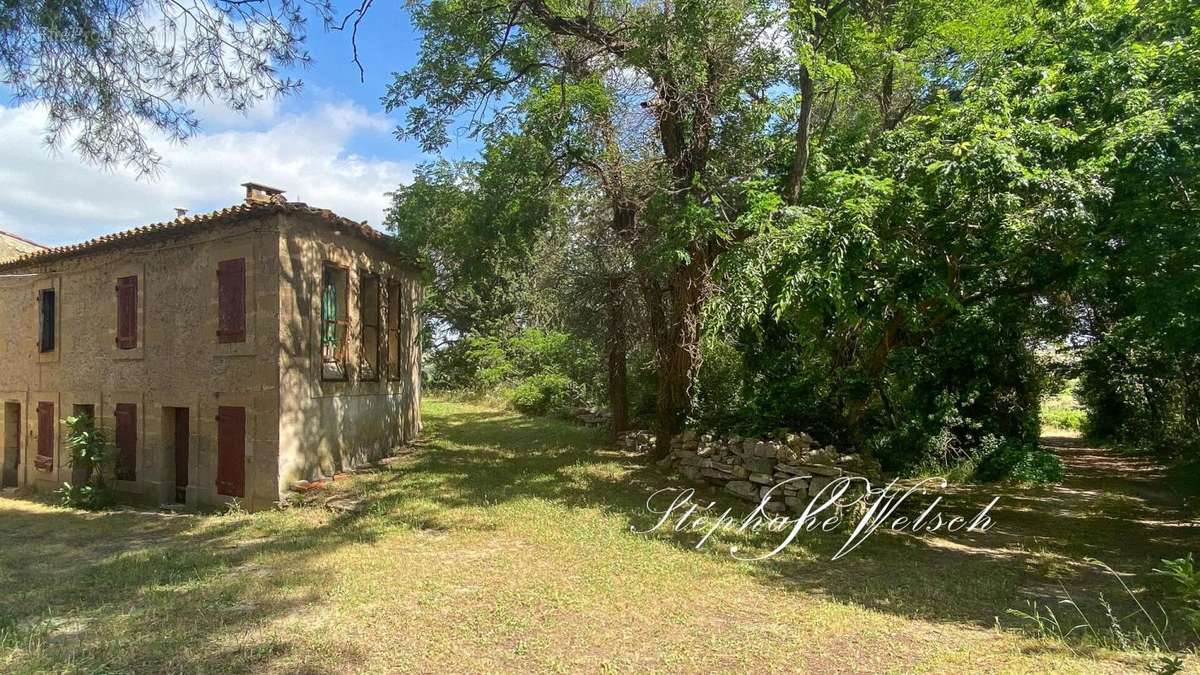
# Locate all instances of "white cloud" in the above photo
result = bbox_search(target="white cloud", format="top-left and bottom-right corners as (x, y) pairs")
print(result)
(0, 101), (413, 247)
(184, 94), (283, 130)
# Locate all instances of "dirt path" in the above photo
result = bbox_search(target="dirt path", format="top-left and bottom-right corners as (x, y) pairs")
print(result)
(1043, 434), (1185, 511)
(974, 436), (1200, 609)
(903, 435), (1197, 613)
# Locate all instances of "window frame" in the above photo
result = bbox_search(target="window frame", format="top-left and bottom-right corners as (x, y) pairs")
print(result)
(115, 275), (138, 350)
(359, 270), (382, 382)
(216, 257), (247, 344)
(386, 279), (403, 381)
(38, 288), (56, 353)
(320, 263), (350, 381)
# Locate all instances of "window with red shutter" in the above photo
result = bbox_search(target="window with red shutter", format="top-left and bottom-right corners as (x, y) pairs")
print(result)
(387, 280), (402, 380)
(114, 403), (137, 480)
(217, 258), (246, 343)
(116, 276), (138, 349)
(360, 272), (381, 381)
(35, 401), (54, 472)
(216, 406), (246, 498)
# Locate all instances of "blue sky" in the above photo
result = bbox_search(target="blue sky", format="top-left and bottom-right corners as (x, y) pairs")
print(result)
(0, 3), (476, 247)
(282, 2), (472, 164)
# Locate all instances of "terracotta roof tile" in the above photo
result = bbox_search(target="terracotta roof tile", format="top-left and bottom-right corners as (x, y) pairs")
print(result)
(0, 201), (404, 270)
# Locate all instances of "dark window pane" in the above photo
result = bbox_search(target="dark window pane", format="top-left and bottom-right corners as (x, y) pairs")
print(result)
(39, 289), (55, 353)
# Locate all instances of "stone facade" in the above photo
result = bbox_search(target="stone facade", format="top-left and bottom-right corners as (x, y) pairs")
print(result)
(624, 429), (881, 515)
(0, 185), (421, 510)
(0, 230), (45, 263)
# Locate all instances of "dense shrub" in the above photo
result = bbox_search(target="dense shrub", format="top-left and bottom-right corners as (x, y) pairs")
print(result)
(427, 328), (601, 416)
(56, 483), (116, 510)
(1078, 340), (1200, 459)
(973, 437), (1064, 484)
(705, 304), (1046, 476)
(689, 338), (748, 431)
(1038, 379), (1088, 432)
(427, 334), (513, 392)
(1041, 408), (1086, 432)
(56, 414), (117, 510)
(1155, 554), (1200, 634)
(509, 373), (580, 416)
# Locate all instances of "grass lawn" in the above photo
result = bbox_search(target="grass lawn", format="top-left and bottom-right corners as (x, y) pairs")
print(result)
(1040, 381), (1088, 437)
(1, 398), (1194, 673)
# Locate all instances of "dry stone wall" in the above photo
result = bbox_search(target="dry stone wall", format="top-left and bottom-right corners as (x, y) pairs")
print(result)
(622, 429), (881, 515)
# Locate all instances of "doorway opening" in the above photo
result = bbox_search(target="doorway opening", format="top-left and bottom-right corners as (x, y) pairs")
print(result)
(2, 402), (19, 488)
(162, 407), (190, 504)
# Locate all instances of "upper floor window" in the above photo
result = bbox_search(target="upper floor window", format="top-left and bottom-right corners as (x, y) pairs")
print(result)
(360, 272), (381, 381)
(321, 264), (349, 380)
(116, 276), (138, 349)
(217, 258), (246, 343)
(387, 280), (402, 380)
(38, 289), (55, 353)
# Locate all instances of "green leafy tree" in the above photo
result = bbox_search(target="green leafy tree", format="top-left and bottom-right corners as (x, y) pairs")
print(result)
(2, 0), (334, 174)
(385, 0), (896, 454)
(388, 133), (571, 338)
(1064, 0), (1200, 458)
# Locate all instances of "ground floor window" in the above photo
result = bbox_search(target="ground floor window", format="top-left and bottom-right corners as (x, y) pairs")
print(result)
(114, 403), (137, 480)
(321, 264), (349, 380)
(387, 280), (402, 380)
(360, 272), (381, 381)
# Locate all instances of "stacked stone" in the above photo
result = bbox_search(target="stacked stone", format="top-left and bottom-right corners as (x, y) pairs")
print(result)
(572, 407), (613, 427)
(642, 429), (880, 516)
(568, 408), (609, 422)
(619, 430), (656, 453)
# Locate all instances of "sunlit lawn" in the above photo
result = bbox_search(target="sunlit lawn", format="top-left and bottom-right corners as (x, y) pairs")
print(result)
(0, 398), (1191, 673)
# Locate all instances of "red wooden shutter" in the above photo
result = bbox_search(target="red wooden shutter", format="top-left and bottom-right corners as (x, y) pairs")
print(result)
(216, 406), (246, 498)
(114, 403), (137, 480)
(387, 280), (402, 380)
(116, 276), (138, 349)
(35, 401), (54, 471)
(217, 258), (246, 343)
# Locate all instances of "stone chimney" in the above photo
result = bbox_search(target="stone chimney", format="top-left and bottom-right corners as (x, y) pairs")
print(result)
(241, 182), (287, 204)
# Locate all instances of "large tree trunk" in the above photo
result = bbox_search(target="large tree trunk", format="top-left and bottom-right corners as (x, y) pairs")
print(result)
(784, 66), (815, 205)
(606, 275), (629, 442)
(647, 255), (711, 458)
(605, 200), (639, 442)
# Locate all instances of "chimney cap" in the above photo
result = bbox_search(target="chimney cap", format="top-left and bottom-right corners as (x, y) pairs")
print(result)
(241, 182), (287, 203)
(174, 207), (189, 218)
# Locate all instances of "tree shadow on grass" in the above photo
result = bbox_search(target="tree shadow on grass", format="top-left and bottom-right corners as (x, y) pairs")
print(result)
(4, 404), (1197, 670)
(0, 501), (382, 673)
(387, 407), (1200, 644)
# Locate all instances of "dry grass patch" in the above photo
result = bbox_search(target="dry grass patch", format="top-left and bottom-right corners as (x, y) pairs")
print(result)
(0, 398), (1193, 673)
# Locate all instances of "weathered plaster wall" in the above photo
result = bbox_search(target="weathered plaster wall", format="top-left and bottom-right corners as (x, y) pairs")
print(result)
(277, 214), (421, 494)
(0, 219), (282, 509)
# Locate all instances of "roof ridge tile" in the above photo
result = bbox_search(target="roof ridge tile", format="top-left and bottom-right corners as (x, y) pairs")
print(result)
(1, 201), (398, 270)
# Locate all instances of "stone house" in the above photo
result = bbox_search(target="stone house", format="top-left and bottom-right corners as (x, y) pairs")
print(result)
(0, 230), (46, 263)
(0, 183), (421, 510)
